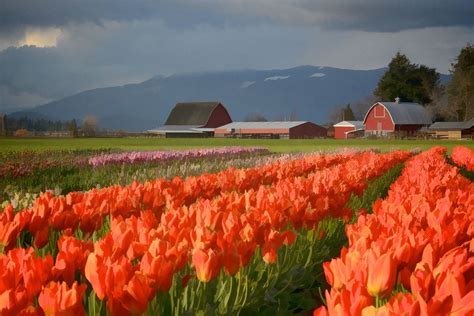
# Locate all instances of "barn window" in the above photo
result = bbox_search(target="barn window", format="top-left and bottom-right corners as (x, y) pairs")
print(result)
(374, 105), (385, 118)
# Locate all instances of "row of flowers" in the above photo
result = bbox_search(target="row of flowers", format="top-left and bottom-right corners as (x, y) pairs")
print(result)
(0, 150), (359, 250)
(0, 150), (410, 315)
(452, 145), (474, 171)
(315, 146), (474, 315)
(0, 151), (90, 179)
(88, 147), (270, 167)
(84, 150), (409, 314)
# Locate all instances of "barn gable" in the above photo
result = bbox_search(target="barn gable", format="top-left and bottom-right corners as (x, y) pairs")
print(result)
(148, 101), (232, 137)
(164, 102), (231, 127)
(364, 102), (431, 126)
(363, 101), (431, 137)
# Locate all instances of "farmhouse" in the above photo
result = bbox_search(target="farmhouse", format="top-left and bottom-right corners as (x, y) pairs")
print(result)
(333, 121), (364, 139)
(363, 99), (432, 137)
(148, 102), (232, 137)
(428, 119), (474, 139)
(214, 121), (327, 139)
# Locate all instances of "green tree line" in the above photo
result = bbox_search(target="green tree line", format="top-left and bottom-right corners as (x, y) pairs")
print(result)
(374, 44), (474, 121)
(5, 117), (78, 134)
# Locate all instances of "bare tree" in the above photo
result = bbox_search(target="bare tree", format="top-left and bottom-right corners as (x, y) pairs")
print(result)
(245, 113), (268, 122)
(329, 105), (345, 124)
(82, 115), (98, 137)
(427, 85), (458, 121)
(352, 96), (377, 120)
(288, 110), (298, 121)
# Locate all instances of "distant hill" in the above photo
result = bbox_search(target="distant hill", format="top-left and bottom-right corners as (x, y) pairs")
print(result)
(10, 66), (451, 131)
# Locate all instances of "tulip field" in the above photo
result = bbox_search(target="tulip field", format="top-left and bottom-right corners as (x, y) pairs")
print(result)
(0, 143), (473, 315)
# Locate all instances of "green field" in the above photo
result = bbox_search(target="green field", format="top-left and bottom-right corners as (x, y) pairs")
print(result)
(1, 137), (473, 152)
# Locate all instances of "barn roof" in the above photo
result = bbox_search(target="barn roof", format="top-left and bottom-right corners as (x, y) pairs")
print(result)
(333, 121), (364, 129)
(218, 121), (309, 130)
(364, 102), (432, 125)
(429, 119), (474, 131)
(165, 102), (223, 126)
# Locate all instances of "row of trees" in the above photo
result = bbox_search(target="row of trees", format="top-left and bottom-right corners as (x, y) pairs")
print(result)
(6, 117), (74, 133)
(5, 115), (100, 137)
(330, 43), (474, 123)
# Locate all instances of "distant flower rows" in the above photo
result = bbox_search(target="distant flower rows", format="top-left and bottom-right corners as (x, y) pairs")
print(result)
(0, 151), (90, 179)
(88, 147), (269, 167)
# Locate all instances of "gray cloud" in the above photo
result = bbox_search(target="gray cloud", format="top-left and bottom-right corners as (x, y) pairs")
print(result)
(1, 1), (473, 112)
(0, 20), (312, 111)
(0, 0), (224, 39)
(1, 0), (473, 34)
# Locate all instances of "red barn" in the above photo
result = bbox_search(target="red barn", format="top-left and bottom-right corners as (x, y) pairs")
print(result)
(363, 100), (431, 137)
(333, 121), (364, 139)
(148, 102), (232, 137)
(214, 121), (327, 139)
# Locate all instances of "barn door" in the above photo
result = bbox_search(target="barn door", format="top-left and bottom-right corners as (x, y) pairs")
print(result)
(377, 122), (382, 135)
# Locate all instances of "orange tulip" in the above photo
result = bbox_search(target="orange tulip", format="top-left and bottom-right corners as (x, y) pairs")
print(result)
(192, 248), (221, 282)
(0, 287), (29, 315)
(38, 281), (86, 316)
(450, 290), (474, 316)
(323, 258), (351, 290)
(52, 236), (93, 284)
(367, 253), (396, 297)
(324, 283), (373, 316)
(115, 273), (152, 315)
(140, 252), (174, 292)
(0, 206), (30, 251)
(410, 268), (434, 301)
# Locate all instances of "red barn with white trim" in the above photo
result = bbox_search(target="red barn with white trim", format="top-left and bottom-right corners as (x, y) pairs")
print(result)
(363, 100), (431, 137)
(333, 121), (364, 139)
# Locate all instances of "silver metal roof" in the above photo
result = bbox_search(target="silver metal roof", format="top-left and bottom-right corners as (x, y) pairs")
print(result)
(364, 102), (432, 125)
(217, 121), (308, 130)
(147, 125), (205, 134)
(429, 119), (474, 130)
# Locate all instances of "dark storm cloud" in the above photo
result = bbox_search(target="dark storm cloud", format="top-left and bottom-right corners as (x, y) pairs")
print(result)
(0, 0), (226, 33)
(299, 0), (474, 32)
(1, 1), (473, 112)
(1, 0), (473, 34)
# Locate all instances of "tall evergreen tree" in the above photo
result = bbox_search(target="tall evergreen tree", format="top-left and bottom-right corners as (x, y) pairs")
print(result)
(448, 44), (474, 121)
(343, 104), (356, 121)
(374, 52), (439, 105)
(329, 103), (356, 123)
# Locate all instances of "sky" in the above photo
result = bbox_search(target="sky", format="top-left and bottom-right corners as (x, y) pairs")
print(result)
(1, 0), (473, 112)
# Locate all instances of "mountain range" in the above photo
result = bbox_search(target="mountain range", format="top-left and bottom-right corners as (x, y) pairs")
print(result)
(9, 66), (450, 131)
